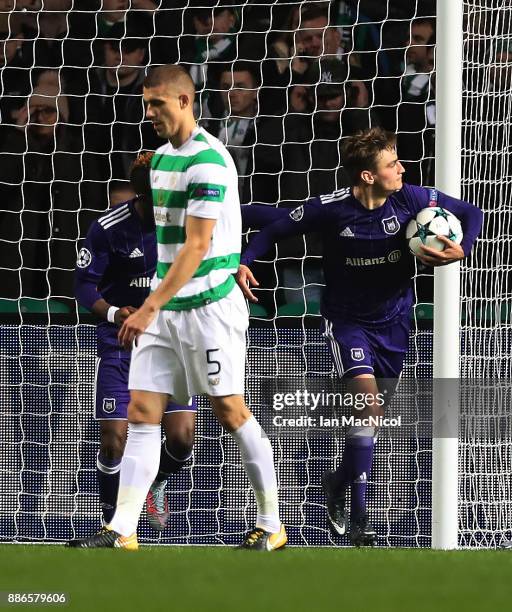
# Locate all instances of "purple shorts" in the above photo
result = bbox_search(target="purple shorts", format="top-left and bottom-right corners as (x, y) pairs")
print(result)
(95, 357), (197, 420)
(322, 316), (410, 383)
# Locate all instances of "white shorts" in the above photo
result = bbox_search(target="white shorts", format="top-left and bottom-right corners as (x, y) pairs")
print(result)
(128, 285), (248, 404)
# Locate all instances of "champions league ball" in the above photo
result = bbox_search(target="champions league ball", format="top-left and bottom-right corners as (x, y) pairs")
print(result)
(406, 207), (463, 256)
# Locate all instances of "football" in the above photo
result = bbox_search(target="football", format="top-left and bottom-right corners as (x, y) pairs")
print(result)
(406, 206), (463, 256)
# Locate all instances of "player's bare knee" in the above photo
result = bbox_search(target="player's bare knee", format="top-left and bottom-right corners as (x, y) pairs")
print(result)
(348, 374), (385, 419)
(162, 411), (195, 455)
(167, 431), (194, 460)
(128, 399), (152, 424)
(166, 419), (195, 457)
(210, 395), (251, 432)
(100, 430), (126, 460)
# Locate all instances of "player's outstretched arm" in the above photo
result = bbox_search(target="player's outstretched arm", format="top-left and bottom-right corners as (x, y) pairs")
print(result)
(241, 200), (324, 264)
(237, 200), (327, 300)
(118, 216), (216, 349)
(241, 204), (289, 231)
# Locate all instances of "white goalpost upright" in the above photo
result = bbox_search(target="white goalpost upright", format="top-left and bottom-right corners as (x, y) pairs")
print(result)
(432, 0), (464, 549)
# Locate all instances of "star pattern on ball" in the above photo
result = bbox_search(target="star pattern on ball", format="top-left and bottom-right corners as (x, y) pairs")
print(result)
(417, 223), (434, 243)
(434, 207), (450, 221)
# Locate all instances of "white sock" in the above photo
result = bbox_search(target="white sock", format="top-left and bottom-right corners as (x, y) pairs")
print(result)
(109, 423), (161, 536)
(231, 415), (281, 533)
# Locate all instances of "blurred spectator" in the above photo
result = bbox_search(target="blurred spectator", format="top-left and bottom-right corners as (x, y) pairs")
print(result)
(86, 20), (162, 180)
(206, 62), (259, 202)
(179, 2), (239, 120)
(464, 38), (512, 201)
(256, 3), (347, 115)
(0, 13), (32, 128)
(248, 58), (375, 205)
(97, 0), (130, 37)
(288, 83), (310, 114)
(294, 5), (343, 69)
(19, 1), (89, 96)
(0, 84), (106, 300)
(398, 20), (436, 185)
(489, 39), (512, 92)
(402, 18), (435, 97)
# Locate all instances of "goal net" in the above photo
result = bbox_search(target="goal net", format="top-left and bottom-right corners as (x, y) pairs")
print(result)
(0, 0), (509, 547)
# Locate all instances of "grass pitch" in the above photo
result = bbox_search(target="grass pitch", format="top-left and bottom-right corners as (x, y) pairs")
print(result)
(1, 545), (510, 611)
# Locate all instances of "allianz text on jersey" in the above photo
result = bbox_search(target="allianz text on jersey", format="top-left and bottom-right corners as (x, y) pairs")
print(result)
(345, 250), (402, 266)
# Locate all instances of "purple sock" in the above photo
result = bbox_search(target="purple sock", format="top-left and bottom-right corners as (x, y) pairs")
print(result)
(331, 438), (357, 495)
(96, 452), (122, 524)
(349, 437), (375, 520)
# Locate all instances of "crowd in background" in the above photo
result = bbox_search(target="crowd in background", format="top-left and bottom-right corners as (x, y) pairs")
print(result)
(0, 0), (508, 304)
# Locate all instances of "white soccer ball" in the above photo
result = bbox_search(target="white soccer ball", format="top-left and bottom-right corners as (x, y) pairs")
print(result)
(406, 206), (463, 256)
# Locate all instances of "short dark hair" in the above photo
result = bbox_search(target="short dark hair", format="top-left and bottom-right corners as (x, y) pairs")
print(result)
(129, 152), (154, 198)
(109, 180), (131, 195)
(107, 19), (149, 53)
(143, 64), (196, 101)
(411, 17), (436, 35)
(219, 61), (261, 87)
(300, 5), (329, 25)
(341, 127), (397, 185)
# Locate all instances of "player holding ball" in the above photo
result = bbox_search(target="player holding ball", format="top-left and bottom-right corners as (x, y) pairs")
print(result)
(237, 127), (483, 546)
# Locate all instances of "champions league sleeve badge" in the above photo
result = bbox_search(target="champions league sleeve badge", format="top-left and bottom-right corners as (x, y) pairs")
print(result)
(76, 247), (92, 268)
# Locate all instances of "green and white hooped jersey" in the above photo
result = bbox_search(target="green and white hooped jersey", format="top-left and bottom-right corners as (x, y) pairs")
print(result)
(150, 127), (241, 311)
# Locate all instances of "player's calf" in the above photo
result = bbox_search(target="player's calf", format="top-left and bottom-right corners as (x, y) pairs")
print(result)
(145, 408), (196, 532)
(97, 420), (128, 524)
(210, 395), (284, 546)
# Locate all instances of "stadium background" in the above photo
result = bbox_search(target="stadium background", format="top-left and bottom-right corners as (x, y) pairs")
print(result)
(0, 0), (510, 548)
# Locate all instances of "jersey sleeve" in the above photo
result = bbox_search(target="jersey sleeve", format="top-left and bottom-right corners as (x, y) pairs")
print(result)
(241, 198), (329, 266)
(185, 154), (229, 220)
(241, 204), (290, 231)
(74, 221), (110, 310)
(401, 183), (484, 256)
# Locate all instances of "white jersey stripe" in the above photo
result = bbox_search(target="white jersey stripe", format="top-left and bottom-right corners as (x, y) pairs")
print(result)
(323, 318), (345, 377)
(99, 204), (129, 225)
(102, 211), (132, 229)
(98, 203), (129, 222)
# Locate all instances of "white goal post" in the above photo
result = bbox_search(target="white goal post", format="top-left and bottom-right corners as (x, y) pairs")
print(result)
(431, 0), (463, 551)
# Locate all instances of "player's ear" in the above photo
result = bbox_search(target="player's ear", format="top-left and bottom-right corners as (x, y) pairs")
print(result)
(361, 169), (374, 185)
(179, 94), (189, 110)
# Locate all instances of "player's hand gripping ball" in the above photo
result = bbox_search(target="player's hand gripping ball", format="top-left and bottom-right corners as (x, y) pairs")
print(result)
(406, 206), (463, 256)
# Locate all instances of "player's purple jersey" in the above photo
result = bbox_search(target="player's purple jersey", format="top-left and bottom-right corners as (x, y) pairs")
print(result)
(75, 199), (156, 357)
(241, 183), (483, 326)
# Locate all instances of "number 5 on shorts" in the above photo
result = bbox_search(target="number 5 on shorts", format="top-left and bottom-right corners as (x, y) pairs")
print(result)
(206, 349), (221, 375)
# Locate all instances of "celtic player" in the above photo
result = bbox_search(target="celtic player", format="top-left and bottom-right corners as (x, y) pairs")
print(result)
(237, 127), (483, 546)
(69, 65), (286, 551)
